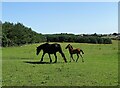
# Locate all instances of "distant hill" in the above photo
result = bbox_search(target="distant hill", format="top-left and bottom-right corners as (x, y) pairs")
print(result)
(2, 22), (46, 47)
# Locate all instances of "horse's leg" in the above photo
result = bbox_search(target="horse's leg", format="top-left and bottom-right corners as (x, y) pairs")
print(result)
(48, 54), (52, 63)
(71, 54), (75, 61)
(40, 52), (45, 62)
(79, 53), (84, 62)
(76, 53), (79, 62)
(54, 53), (57, 63)
(59, 50), (67, 63)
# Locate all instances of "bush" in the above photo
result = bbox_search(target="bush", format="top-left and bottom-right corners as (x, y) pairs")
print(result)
(45, 34), (112, 44)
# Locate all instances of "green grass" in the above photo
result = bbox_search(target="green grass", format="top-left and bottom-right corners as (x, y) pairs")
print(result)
(2, 41), (118, 86)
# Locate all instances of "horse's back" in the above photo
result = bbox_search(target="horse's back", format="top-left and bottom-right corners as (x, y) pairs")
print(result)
(71, 48), (80, 54)
(52, 43), (61, 51)
(43, 43), (61, 54)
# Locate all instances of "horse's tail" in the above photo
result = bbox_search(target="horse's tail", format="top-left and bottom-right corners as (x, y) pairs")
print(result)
(80, 49), (84, 54)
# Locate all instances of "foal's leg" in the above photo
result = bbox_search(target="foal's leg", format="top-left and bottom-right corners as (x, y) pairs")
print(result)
(54, 53), (57, 63)
(79, 53), (84, 62)
(69, 54), (72, 62)
(48, 54), (52, 63)
(71, 54), (75, 62)
(76, 53), (79, 62)
(40, 52), (45, 62)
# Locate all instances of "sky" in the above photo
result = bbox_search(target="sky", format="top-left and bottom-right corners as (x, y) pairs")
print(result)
(2, 2), (118, 34)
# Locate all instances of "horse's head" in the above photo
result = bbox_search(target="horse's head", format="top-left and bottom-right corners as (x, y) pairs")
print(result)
(36, 46), (41, 55)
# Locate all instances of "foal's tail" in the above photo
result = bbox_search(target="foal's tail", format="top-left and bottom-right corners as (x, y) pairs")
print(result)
(80, 49), (84, 54)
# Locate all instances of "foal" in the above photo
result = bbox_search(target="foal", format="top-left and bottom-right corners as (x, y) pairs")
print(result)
(65, 44), (84, 62)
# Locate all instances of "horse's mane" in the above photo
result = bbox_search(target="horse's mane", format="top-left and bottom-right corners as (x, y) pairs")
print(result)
(37, 42), (49, 49)
(45, 42), (49, 44)
(69, 44), (73, 49)
(70, 45), (73, 49)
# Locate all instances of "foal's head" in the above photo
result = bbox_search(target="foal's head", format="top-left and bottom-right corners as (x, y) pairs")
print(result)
(65, 44), (73, 49)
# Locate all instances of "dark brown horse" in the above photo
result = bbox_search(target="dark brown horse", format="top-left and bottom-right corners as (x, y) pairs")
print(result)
(36, 43), (67, 63)
(65, 44), (84, 62)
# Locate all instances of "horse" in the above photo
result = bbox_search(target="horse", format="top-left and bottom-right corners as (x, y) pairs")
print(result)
(65, 44), (84, 62)
(36, 43), (67, 63)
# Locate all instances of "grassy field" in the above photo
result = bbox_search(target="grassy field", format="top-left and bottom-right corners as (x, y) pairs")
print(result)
(2, 41), (118, 86)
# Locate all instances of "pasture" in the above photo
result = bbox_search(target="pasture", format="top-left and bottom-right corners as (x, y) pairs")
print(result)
(2, 41), (118, 86)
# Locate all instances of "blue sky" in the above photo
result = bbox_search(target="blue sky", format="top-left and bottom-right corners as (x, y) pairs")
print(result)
(2, 2), (118, 34)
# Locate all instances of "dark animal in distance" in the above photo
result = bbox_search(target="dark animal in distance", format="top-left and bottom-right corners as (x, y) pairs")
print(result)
(65, 44), (84, 62)
(36, 43), (67, 63)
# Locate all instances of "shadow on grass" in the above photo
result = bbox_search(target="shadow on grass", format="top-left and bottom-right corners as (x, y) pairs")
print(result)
(23, 61), (64, 64)
(21, 58), (34, 60)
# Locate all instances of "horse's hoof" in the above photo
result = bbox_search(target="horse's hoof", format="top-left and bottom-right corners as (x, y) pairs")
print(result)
(73, 59), (75, 61)
(54, 60), (57, 63)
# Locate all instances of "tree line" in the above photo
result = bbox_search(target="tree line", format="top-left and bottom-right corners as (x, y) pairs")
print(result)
(2, 22), (112, 47)
(2, 22), (46, 47)
(45, 33), (112, 44)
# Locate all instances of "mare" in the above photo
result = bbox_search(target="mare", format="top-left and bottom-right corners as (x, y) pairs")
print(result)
(65, 44), (84, 62)
(36, 43), (67, 63)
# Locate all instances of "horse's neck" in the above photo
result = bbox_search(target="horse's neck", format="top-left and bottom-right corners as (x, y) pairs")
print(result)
(38, 47), (42, 50)
(68, 47), (73, 52)
(38, 45), (43, 50)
